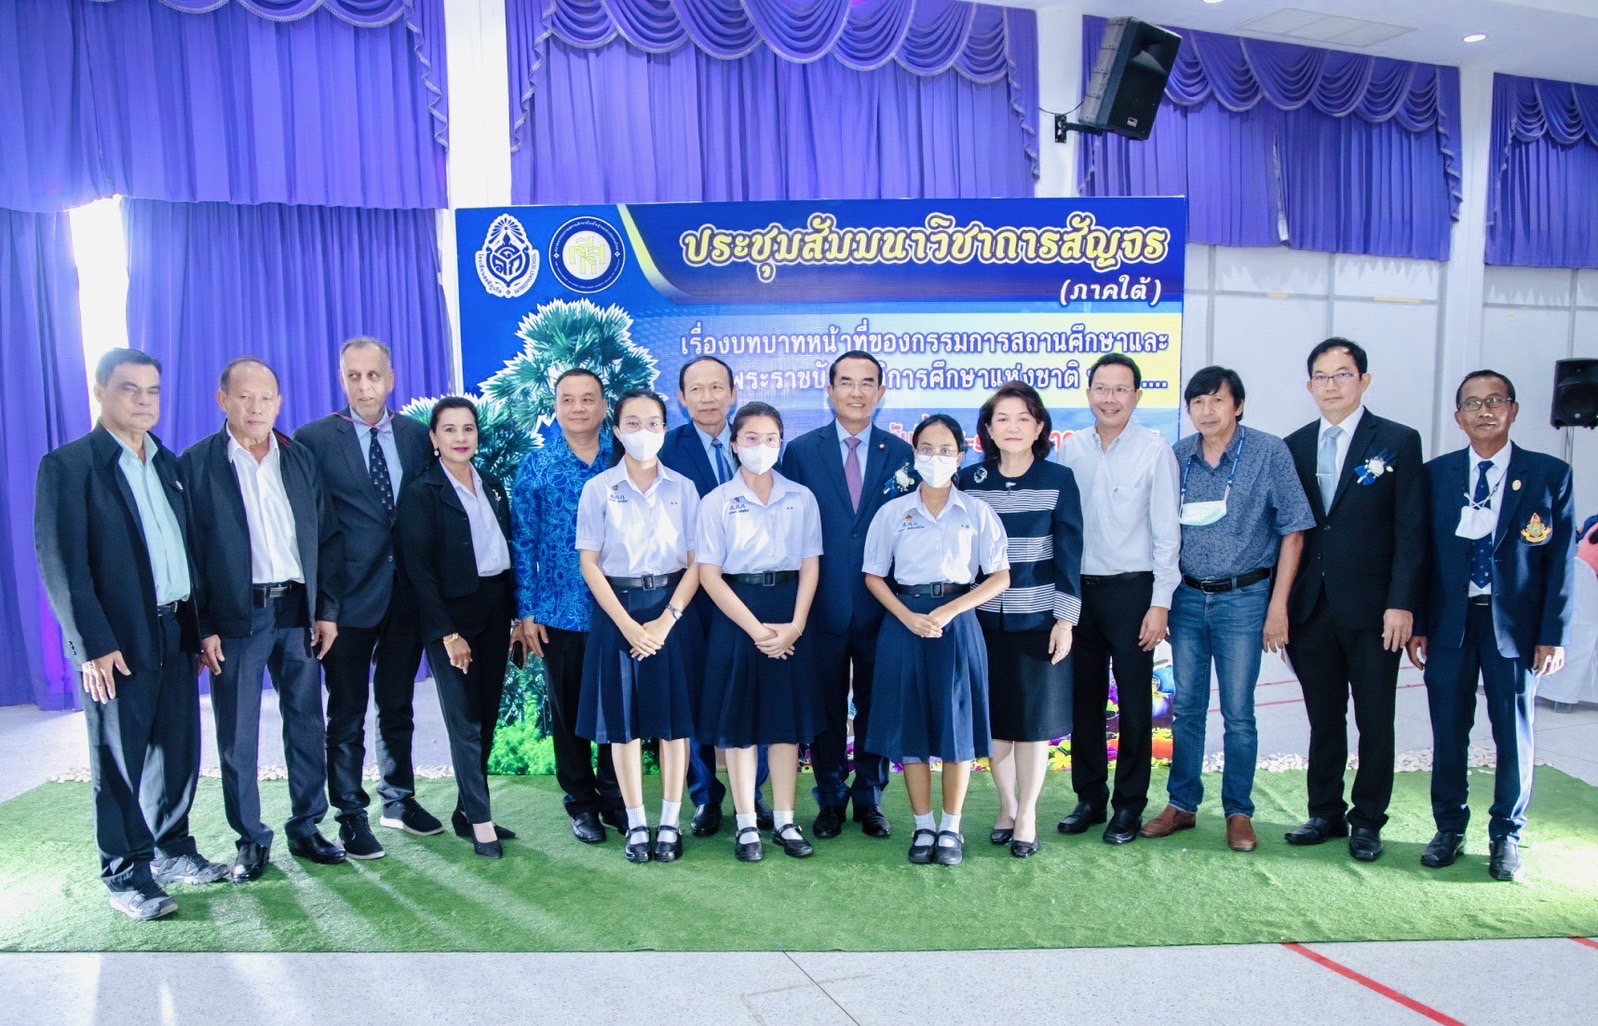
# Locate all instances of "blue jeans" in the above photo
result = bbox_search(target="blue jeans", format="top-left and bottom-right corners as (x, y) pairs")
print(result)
(1167, 579), (1270, 818)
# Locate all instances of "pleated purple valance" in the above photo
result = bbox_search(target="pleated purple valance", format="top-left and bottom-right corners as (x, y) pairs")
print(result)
(1487, 73), (1598, 268)
(136, 0), (410, 26)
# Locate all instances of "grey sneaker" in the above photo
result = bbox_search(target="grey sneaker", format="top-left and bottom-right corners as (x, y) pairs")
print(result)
(152, 852), (230, 885)
(108, 885), (177, 921)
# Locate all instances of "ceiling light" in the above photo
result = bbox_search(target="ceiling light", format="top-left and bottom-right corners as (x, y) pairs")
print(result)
(1463, 33), (1488, 43)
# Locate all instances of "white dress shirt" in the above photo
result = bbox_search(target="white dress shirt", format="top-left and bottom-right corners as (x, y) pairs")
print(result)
(862, 487), (1009, 586)
(575, 463), (700, 577)
(445, 465), (512, 577)
(227, 431), (304, 585)
(696, 470), (823, 574)
(1057, 422), (1181, 607)
(1465, 441), (1513, 598)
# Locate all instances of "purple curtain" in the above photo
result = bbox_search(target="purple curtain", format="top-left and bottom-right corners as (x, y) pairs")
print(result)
(1487, 73), (1598, 268)
(0, 209), (91, 710)
(0, 0), (449, 211)
(508, 0), (1038, 203)
(1080, 16), (1460, 260)
(124, 200), (453, 452)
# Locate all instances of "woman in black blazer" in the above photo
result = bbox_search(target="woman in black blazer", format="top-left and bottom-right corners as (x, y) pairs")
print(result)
(395, 397), (517, 858)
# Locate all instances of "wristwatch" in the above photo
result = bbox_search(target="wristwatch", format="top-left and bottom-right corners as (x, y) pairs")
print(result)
(666, 605), (683, 621)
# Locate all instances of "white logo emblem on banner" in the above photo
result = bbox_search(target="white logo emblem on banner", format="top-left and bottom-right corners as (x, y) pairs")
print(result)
(476, 214), (539, 298)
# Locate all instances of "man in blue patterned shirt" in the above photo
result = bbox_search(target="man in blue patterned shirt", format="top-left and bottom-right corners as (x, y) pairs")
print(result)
(511, 369), (625, 844)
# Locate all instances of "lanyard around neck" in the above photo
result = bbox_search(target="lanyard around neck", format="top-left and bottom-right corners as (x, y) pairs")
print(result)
(1181, 426), (1245, 502)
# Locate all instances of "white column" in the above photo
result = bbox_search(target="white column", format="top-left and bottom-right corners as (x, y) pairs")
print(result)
(1033, 6), (1083, 198)
(1436, 67), (1495, 453)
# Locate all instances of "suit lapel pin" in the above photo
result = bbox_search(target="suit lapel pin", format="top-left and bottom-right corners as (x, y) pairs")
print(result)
(1512, 479), (1521, 492)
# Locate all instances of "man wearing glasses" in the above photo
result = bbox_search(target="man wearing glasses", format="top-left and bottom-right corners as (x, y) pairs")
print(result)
(1282, 338), (1425, 863)
(1055, 354), (1180, 844)
(1407, 370), (1574, 882)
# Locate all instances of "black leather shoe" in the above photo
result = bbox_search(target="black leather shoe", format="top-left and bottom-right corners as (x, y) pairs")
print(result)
(654, 824), (684, 863)
(772, 824), (814, 858)
(624, 826), (653, 864)
(990, 826), (1014, 846)
(1284, 816), (1349, 846)
(599, 808), (628, 833)
(339, 818), (385, 860)
(1057, 801), (1106, 834)
(1010, 838), (1040, 859)
(230, 842), (270, 882)
(1348, 826), (1384, 862)
(813, 807), (846, 839)
(1103, 809), (1141, 845)
(907, 828), (937, 865)
(571, 811), (606, 845)
(452, 809), (515, 840)
(933, 830), (965, 866)
(472, 838), (504, 859)
(734, 826), (763, 862)
(855, 805), (892, 838)
(754, 795), (774, 832)
(108, 884), (177, 921)
(1489, 837), (1524, 881)
(288, 831), (347, 866)
(1421, 830), (1466, 868)
(690, 804), (723, 837)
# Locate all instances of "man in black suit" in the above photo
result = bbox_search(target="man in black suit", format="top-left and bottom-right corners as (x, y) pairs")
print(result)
(780, 350), (913, 840)
(35, 348), (229, 921)
(1284, 338), (1426, 863)
(293, 338), (440, 859)
(182, 358), (347, 881)
(1408, 370), (1575, 882)
(658, 355), (771, 836)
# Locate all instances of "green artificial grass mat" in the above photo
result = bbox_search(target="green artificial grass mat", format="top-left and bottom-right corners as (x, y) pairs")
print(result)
(2, 768), (1595, 953)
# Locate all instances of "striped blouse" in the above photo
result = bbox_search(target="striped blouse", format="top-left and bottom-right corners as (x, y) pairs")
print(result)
(957, 457), (1083, 633)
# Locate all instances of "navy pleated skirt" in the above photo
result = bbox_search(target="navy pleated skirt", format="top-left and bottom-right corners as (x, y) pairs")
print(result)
(865, 594), (991, 763)
(697, 579), (818, 748)
(577, 585), (700, 745)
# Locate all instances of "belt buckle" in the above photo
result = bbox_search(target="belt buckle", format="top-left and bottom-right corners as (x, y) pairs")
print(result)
(640, 574), (658, 590)
(929, 582), (946, 598)
(761, 570), (776, 587)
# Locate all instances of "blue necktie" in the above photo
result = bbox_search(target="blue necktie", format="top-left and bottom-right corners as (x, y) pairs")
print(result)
(710, 437), (732, 485)
(369, 427), (396, 521)
(1316, 425), (1341, 510)
(1469, 460), (1492, 589)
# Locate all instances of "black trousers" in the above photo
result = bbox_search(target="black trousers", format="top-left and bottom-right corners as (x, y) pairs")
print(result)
(542, 626), (622, 818)
(1286, 596), (1398, 831)
(428, 572), (516, 825)
(810, 624), (891, 813)
(212, 593), (328, 848)
(320, 593), (425, 822)
(1071, 572), (1155, 817)
(82, 609), (200, 890)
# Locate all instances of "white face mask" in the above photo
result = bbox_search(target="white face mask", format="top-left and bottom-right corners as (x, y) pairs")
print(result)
(736, 442), (779, 476)
(1178, 497), (1228, 527)
(1455, 504), (1494, 540)
(618, 429), (664, 463)
(914, 453), (960, 489)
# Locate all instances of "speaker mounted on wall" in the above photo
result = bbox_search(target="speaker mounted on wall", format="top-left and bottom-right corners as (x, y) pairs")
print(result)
(1078, 17), (1184, 141)
(1551, 357), (1598, 428)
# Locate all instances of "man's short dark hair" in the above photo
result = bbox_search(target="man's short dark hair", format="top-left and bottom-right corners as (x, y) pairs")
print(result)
(1184, 366), (1246, 407)
(1306, 337), (1368, 377)
(554, 367), (604, 393)
(828, 350), (883, 385)
(95, 348), (161, 386)
(1455, 369), (1517, 409)
(219, 356), (279, 393)
(340, 336), (392, 366)
(1087, 353), (1142, 390)
(677, 355), (733, 393)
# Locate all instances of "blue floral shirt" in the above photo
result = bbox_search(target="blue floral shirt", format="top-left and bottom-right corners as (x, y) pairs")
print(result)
(511, 432), (614, 631)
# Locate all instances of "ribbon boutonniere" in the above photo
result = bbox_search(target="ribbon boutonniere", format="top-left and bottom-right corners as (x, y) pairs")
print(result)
(884, 462), (918, 496)
(1355, 450), (1396, 486)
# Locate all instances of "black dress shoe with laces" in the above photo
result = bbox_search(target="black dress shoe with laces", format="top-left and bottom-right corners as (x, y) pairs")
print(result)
(231, 842), (270, 882)
(690, 804), (723, 837)
(1057, 801), (1106, 834)
(1489, 837), (1524, 881)
(854, 805), (892, 838)
(772, 824), (814, 858)
(1284, 816), (1349, 846)
(734, 826), (764, 862)
(1421, 830), (1466, 868)
(624, 826), (653, 864)
(1348, 826), (1384, 862)
(907, 828), (937, 865)
(571, 811), (606, 845)
(812, 807), (845, 839)
(289, 831), (347, 866)
(1103, 809), (1141, 845)
(933, 830), (965, 866)
(654, 824), (684, 863)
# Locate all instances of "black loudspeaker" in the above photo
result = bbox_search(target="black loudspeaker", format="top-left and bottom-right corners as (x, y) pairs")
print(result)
(1551, 358), (1598, 428)
(1081, 18), (1183, 141)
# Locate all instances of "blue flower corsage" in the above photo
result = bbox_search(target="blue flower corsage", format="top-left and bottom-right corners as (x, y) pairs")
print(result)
(1355, 449), (1396, 486)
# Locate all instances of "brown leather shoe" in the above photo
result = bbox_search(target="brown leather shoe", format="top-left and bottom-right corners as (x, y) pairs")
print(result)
(1139, 805), (1196, 838)
(1227, 814), (1258, 852)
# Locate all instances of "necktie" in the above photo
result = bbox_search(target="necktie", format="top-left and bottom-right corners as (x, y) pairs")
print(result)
(1470, 459), (1493, 589)
(1316, 425), (1342, 510)
(368, 427), (396, 520)
(844, 437), (863, 512)
(710, 437), (732, 486)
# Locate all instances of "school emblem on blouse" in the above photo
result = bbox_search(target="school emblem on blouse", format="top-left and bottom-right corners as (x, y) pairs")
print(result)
(1520, 513), (1551, 544)
(1355, 450), (1394, 486)
(475, 214), (539, 298)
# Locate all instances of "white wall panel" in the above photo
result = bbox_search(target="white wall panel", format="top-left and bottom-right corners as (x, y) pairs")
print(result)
(1483, 266), (1574, 308)
(1213, 247), (1331, 297)
(1330, 301), (1442, 459)
(1479, 307), (1570, 461)
(1210, 294), (1330, 438)
(1332, 254), (1441, 302)
(1578, 270), (1598, 309)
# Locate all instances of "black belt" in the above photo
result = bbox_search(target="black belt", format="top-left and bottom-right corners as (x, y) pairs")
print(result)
(154, 601), (180, 619)
(1181, 567), (1272, 594)
(605, 570), (685, 592)
(1081, 571), (1151, 586)
(253, 581), (303, 607)
(1468, 594), (1492, 606)
(893, 581), (973, 598)
(729, 571), (799, 586)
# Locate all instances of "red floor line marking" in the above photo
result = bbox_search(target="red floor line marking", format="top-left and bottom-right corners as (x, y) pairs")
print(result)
(1282, 943), (1465, 1026)
(1572, 937), (1598, 951)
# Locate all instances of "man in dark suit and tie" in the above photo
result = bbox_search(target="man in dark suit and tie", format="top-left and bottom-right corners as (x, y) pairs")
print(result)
(1284, 338), (1426, 863)
(658, 355), (771, 836)
(182, 358), (347, 881)
(35, 348), (229, 921)
(294, 338), (440, 860)
(780, 350), (913, 840)
(1408, 369), (1575, 882)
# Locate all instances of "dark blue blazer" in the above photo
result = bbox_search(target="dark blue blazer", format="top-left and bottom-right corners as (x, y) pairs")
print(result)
(1419, 444), (1576, 660)
(293, 410), (432, 630)
(779, 422), (913, 636)
(659, 423), (722, 498)
(34, 425), (202, 671)
(179, 427), (343, 639)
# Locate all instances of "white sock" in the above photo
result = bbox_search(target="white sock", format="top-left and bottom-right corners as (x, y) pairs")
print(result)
(625, 806), (648, 831)
(914, 812), (936, 833)
(735, 813), (758, 833)
(659, 801), (681, 829)
(773, 810), (795, 831)
(939, 812), (963, 843)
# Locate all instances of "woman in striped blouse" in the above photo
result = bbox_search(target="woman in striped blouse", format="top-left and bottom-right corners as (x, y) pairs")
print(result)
(958, 382), (1084, 858)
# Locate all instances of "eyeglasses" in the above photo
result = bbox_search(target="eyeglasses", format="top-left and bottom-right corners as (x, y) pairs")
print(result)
(618, 417), (665, 432)
(915, 445), (960, 459)
(737, 432), (781, 447)
(1089, 385), (1134, 399)
(1458, 395), (1514, 412)
(1310, 371), (1358, 388)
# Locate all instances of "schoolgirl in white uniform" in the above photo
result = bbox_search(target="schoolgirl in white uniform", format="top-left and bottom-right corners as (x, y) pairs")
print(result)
(863, 414), (1011, 866)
